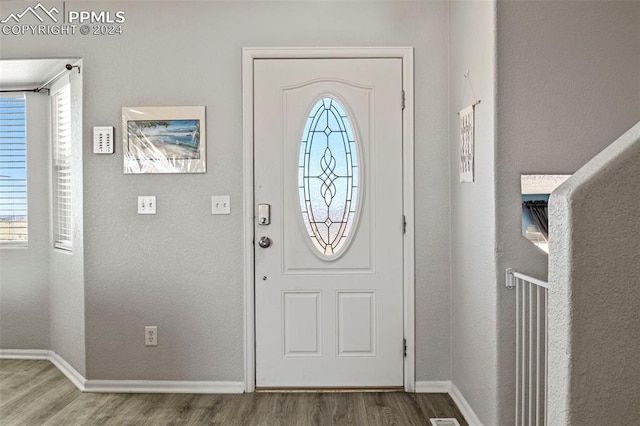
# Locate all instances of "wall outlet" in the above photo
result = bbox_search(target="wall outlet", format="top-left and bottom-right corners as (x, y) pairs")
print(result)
(145, 326), (158, 346)
(138, 196), (156, 215)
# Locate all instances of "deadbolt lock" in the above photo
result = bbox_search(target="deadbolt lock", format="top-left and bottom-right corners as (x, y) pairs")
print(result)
(258, 204), (270, 225)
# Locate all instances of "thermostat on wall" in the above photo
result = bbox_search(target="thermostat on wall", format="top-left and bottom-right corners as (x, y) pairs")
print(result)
(93, 126), (114, 154)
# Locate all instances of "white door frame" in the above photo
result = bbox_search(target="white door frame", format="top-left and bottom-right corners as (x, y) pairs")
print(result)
(242, 47), (415, 393)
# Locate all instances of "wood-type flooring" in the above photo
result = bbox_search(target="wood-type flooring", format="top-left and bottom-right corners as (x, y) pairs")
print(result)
(0, 359), (468, 425)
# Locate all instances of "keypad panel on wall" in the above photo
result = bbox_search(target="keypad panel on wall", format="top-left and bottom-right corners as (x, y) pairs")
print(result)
(93, 126), (114, 154)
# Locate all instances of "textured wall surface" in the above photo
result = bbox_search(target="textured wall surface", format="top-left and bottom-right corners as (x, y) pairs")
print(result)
(0, 1), (451, 382)
(449, 1), (497, 424)
(495, 2), (640, 424)
(49, 68), (86, 376)
(548, 122), (640, 425)
(0, 94), (50, 349)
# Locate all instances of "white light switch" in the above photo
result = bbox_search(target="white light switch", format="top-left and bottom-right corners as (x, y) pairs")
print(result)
(138, 196), (156, 214)
(93, 126), (114, 154)
(211, 195), (230, 215)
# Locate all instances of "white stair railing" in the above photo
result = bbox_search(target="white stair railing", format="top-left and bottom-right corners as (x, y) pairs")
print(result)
(506, 268), (548, 426)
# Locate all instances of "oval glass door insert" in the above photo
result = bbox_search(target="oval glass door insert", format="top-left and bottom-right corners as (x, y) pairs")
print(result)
(299, 97), (359, 257)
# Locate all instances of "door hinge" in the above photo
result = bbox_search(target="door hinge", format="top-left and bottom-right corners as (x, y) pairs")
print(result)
(403, 215), (407, 234)
(401, 90), (406, 110)
(403, 338), (407, 357)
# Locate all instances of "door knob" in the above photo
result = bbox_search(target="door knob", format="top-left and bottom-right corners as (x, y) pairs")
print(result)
(258, 236), (271, 248)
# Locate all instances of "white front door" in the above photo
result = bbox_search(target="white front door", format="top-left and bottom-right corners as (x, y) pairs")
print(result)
(254, 58), (404, 387)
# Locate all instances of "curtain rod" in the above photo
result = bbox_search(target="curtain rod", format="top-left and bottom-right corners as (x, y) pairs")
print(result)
(0, 64), (79, 94)
(0, 88), (42, 94)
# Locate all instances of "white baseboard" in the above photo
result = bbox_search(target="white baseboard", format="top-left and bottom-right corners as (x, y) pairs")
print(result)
(84, 380), (245, 394)
(0, 349), (244, 394)
(0, 349), (52, 359)
(414, 381), (483, 426)
(414, 380), (452, 393)
(50, 352), (87, 391)
(450, 383), (483, 426)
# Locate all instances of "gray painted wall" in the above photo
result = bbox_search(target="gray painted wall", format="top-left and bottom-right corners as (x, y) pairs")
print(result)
(496, 2), (640, 424)
(0, 93), (50, 350)
(548, 122), (640, 425)
(49, 68), (86, 376)
(0, 1), (451, 382)
(449, 1), (497, 424)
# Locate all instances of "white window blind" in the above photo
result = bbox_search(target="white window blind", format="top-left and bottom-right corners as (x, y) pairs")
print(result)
(51, 81), (72, 251)
(0, 95), (27, 244)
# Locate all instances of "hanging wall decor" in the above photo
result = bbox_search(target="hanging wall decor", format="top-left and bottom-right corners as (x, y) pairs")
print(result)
(122, 106), (206, 174)
(459, 104), (475, 183)
(458, 69), (481, 183)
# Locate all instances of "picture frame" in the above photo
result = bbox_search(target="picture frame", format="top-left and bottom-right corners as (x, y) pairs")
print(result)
(122, 106), (206, 174)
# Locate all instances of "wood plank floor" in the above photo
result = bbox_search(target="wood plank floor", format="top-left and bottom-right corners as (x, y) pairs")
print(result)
(0, 359), (468, 425)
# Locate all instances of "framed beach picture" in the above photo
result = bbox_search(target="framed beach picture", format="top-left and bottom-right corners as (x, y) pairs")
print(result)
(122, 106), (206, 174)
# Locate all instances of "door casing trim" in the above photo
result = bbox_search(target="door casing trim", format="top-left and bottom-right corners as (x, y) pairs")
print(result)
(242, 47), (415, 392)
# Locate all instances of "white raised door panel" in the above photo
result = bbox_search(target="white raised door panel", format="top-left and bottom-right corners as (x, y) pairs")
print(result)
(283, 292), (322, 357)
(337, 291), (377, 356)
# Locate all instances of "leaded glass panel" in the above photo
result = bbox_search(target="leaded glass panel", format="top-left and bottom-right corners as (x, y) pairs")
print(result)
(298, 97), (359, 257)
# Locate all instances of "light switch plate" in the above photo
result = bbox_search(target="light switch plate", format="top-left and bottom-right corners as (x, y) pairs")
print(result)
(93, 126), (114, 154)
(138, 196), (156, 214)
(211, 195), (230, 215)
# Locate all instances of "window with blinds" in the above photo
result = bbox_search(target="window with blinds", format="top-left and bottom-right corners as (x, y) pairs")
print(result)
(0, 95), (27, 245)
(51, 82), (72, 251)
